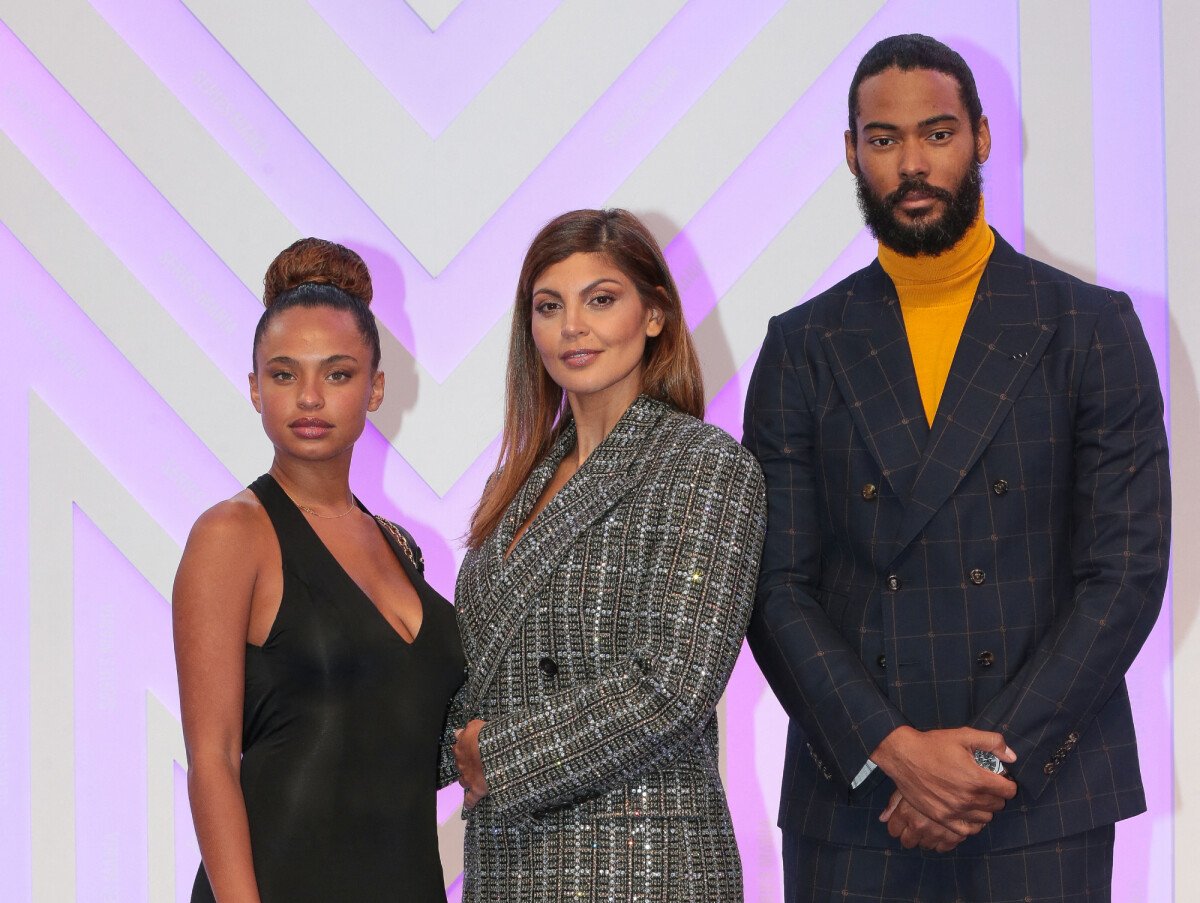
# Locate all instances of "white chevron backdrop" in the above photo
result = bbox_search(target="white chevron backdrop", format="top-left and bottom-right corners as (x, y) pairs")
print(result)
(0, 2), (1186, 900)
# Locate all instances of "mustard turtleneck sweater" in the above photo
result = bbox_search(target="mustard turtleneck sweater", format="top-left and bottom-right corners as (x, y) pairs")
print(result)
(878, 204), (995, 426)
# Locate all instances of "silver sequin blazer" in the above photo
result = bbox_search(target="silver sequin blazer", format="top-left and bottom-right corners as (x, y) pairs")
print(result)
(447, 395), (766, 832)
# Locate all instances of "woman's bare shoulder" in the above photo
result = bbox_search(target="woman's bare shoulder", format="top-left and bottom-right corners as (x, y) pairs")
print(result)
(183, 488), (271, 558)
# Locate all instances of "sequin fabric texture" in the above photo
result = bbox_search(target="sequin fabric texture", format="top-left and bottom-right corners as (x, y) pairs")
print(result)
(448, 396), (767, 902)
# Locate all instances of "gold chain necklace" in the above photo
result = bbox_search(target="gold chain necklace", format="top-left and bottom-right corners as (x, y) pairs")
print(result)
(271, 473), (357, 519)
(294, 498), (357, 519)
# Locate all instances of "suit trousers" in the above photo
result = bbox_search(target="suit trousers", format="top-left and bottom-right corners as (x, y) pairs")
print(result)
(783, 825), (1114, 903)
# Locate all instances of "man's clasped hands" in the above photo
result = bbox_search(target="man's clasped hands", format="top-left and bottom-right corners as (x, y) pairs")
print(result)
(872, 726), (1018, 852)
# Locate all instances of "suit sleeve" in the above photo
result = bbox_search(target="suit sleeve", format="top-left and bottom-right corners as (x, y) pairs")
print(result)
(437, 685), (469, 788)
(971, 292), (1170, 799)
(743, 315), (909, 787)
(474, 443), (766, 819)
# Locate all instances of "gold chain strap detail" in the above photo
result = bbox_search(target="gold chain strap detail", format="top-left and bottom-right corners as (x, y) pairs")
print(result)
(375, 516), (423, 571)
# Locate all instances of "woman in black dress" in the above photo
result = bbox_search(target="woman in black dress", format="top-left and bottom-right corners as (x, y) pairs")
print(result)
(173, 239), (463, 902)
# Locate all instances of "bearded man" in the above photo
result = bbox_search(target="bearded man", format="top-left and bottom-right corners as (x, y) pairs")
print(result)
(743, 34), (1170, 903)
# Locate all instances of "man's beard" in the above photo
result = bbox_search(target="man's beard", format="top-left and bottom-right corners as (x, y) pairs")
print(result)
(856, 161), (983, 257)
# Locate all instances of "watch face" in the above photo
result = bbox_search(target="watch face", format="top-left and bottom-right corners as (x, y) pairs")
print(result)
(974, 749), (1005, 774)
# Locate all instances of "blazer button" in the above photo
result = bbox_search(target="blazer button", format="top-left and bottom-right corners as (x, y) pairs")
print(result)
(861, 483), (878, 501)
(538, 656), (558, 678)
(977, 650), (994, 668)
(969, 568), (986, 585)
(886, 575), (902, 592)
(877, 654), (887, 670)
(993, 479), (1009, 496)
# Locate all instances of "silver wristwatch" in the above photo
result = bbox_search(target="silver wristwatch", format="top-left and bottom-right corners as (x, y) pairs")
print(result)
(974, 749), (1006, 774)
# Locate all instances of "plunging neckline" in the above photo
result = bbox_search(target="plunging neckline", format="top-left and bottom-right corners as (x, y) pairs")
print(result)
(273, 475), (426, 647)
(497, 399), (650, 565)
(503, 453), (583, 562)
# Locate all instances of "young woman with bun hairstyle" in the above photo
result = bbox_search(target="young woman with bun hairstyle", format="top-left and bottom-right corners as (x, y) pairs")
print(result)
(174, 238), (463, 902)
(447, 209), (767, 901)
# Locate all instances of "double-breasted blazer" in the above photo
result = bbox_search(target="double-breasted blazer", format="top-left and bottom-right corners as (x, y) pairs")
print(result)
(743, 231), (1170, 853)
(446, 395), (766, 901)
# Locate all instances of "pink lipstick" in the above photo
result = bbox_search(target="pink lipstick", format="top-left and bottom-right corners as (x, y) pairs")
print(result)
(561, 349), (600, 368)
(290, 417), (334, 439)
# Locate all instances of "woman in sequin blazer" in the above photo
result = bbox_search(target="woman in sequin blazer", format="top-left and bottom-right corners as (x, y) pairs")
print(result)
(445, 210), (766, 902)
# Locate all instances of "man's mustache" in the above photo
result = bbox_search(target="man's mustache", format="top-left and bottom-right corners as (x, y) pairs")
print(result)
(885, 179), (955, 208)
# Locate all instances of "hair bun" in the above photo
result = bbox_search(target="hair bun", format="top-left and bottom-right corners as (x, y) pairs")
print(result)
(263, 238), (373, 307)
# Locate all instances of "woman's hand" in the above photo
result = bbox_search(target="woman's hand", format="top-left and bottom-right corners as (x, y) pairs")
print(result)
(453, 719), (489, 809)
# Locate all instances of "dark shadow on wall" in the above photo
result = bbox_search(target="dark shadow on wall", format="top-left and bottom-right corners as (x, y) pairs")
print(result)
(637, 211), (739, 422)
(339, 239), (459, 594)
(638, 209), (783, 902)
(953, 39), (1024, 251)
(355, 241), (419, 438)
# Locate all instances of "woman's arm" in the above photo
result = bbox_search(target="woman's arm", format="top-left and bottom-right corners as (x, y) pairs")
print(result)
(173, 500), (264, 903)
(438, 684), (470, 788)
(469, 440), (767, 819)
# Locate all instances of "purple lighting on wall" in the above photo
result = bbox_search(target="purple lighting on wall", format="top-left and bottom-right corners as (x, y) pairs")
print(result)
(1, 1), (1175, 899)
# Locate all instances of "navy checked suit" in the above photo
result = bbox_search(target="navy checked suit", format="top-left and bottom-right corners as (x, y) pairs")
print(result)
(743, 232), (1170, 861)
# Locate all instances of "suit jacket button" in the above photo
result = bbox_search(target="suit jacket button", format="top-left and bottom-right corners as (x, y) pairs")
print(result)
(969, 568), (986, 585)
(977, 650), (994, 668)
(861, 482), (878, 501)
(538, 656), (558, 678)
(877, 654), (887, 670)
(993, 479), (1009, 496)
(886, 575), (902, 591)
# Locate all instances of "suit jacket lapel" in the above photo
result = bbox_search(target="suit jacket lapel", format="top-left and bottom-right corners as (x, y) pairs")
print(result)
(458, 431), (569, 673)
(464, 396), (667, 707)
(821, 261), (930, 501)
(889, 233), (1058, 560)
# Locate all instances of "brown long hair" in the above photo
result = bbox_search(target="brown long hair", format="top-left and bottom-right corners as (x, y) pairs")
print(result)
(466, 209), (704, 550)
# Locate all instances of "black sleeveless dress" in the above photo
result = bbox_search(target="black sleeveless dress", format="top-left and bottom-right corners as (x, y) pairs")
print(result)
(191, 474), (464, 902)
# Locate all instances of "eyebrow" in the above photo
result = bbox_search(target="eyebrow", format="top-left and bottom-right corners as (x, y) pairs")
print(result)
(265, 354), (360, 366)
(863, 113), (961, 131)
(532, 276), (625, 299)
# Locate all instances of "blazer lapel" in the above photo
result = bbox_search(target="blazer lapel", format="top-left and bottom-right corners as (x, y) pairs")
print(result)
(457, 431), (569, 667)
(463, 396), (668, 708)
(821, 262), (930, 501)
(889, 233), (1057, 560)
